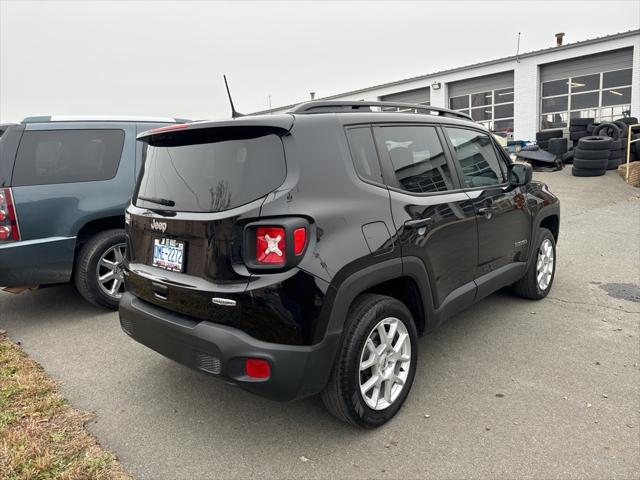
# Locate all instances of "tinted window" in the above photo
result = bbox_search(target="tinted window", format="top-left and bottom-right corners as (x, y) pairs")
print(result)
(376, 126), (453, 194)
(445, 127), (506, 188)
(450, 96), (469, 110)
(571, 92), (599, 109)
(471, 91), (492, 107)
(495, 88), (514, 103)
(346, 127), (383, 183)
(570, 74), (600, 93)
(494, 119), (514, 131)
(136, 133), (285, 213)
(603, 69), (632, 88)
(13, 129), (124, 186)
(542, 96), (568, 113)
(542, 79), (568, 97)
(471, 107), (492, 121)
(602, 87), (631, 106)
(494, 103), (514, 119)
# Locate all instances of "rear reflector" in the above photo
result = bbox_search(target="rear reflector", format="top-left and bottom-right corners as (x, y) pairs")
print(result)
(245, 358), (270, 379)
(293, 227), (306, 255)
(256, 226), (286, 264)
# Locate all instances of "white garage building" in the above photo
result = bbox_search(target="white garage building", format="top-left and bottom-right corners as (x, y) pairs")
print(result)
(261, 29), (639, 141)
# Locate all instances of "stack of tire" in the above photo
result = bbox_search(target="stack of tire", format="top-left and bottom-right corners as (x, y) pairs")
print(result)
(535, 129), (563, 150)
(612, 117), (638, 163)
(569, 117), (593, 146)
(572, 136), (611, 177)
(592, 122), (625, 170)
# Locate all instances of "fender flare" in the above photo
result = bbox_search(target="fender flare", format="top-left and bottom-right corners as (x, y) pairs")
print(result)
(527, 204), (560, 269)
(322, 256), (434, 340)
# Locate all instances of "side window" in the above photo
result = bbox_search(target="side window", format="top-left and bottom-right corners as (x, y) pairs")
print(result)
(375, 125), (454, 194)
(12, 129), (125, 186)
(444, 127), (506, 188)
(346, 127), (383, 184)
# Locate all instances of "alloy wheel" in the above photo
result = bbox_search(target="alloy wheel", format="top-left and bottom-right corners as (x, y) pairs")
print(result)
(97, 243), (126, 298)
(536, 238), (554, 291)
(358, 317), (412, 411)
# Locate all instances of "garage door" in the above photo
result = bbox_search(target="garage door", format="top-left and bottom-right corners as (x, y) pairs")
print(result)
(539, 48), (633, 130)
(448, 71), (515, 131)
(380, 87), (430, 105)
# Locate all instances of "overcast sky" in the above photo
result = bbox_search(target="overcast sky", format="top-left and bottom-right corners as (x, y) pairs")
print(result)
(1, 0), (638, 123)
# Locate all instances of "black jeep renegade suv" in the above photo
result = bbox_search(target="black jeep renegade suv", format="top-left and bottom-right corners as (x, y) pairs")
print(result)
(119, 101), (560, 428)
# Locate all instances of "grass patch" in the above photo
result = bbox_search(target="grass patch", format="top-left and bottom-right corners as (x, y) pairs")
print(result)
(0, 330), (131, 480)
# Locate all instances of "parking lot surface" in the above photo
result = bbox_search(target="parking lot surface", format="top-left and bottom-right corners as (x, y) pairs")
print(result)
(1, 168), (639, 479)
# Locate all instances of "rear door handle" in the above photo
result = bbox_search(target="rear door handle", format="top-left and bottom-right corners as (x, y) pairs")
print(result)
(404, 217), (433, 229)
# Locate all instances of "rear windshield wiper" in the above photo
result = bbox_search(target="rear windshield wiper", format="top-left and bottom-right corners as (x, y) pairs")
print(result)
(137, 196), (175, 207)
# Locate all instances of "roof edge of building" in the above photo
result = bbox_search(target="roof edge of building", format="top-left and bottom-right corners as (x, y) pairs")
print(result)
(254, 29), (639, 115)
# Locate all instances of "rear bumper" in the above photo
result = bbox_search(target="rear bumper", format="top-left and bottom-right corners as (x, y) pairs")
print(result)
(0, 236), (76, 286)
(119, 292), (340, 401)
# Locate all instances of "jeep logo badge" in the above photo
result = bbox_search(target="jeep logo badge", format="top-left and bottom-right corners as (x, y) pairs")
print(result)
(150, 219), (167, 233)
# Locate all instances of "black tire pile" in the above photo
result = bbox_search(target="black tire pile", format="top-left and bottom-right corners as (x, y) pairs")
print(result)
(569, 117), (593, 144)
(572, 136), (612, 177)
(535, 129), (563, 150)
(593, 123), (624, 170)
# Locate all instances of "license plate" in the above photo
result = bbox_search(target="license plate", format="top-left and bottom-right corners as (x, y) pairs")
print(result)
(152, 238), (185, 272)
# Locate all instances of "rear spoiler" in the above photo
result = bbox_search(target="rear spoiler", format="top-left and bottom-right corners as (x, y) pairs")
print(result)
(138, 115), (294, 147)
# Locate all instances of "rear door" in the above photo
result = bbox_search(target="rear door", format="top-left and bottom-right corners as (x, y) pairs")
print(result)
(126, 125), (289, 316)
(374, 123), (478, 320)
(442, 126), (532, 290)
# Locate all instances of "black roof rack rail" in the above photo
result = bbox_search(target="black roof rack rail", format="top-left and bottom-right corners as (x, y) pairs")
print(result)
(288, 101), (474, 122)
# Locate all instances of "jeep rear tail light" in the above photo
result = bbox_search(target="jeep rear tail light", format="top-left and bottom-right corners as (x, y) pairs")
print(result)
(0, 188), (20, 242)
(256, 227), (286, 264)
(243, 218), (310, 272)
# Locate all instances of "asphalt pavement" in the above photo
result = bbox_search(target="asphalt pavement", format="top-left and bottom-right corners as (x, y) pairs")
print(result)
(1, 168), (639, 479)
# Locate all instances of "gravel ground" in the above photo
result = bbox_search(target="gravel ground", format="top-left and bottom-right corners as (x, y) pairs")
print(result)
(1, 168), (639, 479)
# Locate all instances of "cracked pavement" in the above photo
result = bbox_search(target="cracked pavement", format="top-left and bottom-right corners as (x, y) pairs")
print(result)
(1, 168), (639, 479)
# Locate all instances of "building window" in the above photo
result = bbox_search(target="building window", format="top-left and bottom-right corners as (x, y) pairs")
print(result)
(449, 87), (514, 133)
(540, 68), (633, 130)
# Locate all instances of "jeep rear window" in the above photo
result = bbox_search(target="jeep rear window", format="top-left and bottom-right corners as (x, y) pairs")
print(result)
(135, 132), (286, 213)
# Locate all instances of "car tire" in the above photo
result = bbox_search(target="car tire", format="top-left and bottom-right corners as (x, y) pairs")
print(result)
(592, 122), (621, 140)
(561, 149), (575, 164)
(536, 130), (563, 141)
(573, 158), (608, 170)
(613, 121), (628, 138)
(577, 136), (613, 151)
(586, 123), (599, 135)
(569, 131), (588, 141)
(512, 228), (556, 300)
(571, 166), (605, 177)
(609, 139), (622, 150)
(321, 293), (418, 428)
(574, 148), (610, 160)
(615, 116), (638, 126)
(607, 157), (621, 170)
(74, 229), (126, 310)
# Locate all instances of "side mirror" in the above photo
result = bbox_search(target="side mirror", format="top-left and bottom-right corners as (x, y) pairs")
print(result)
(508, 162), (532, 187)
